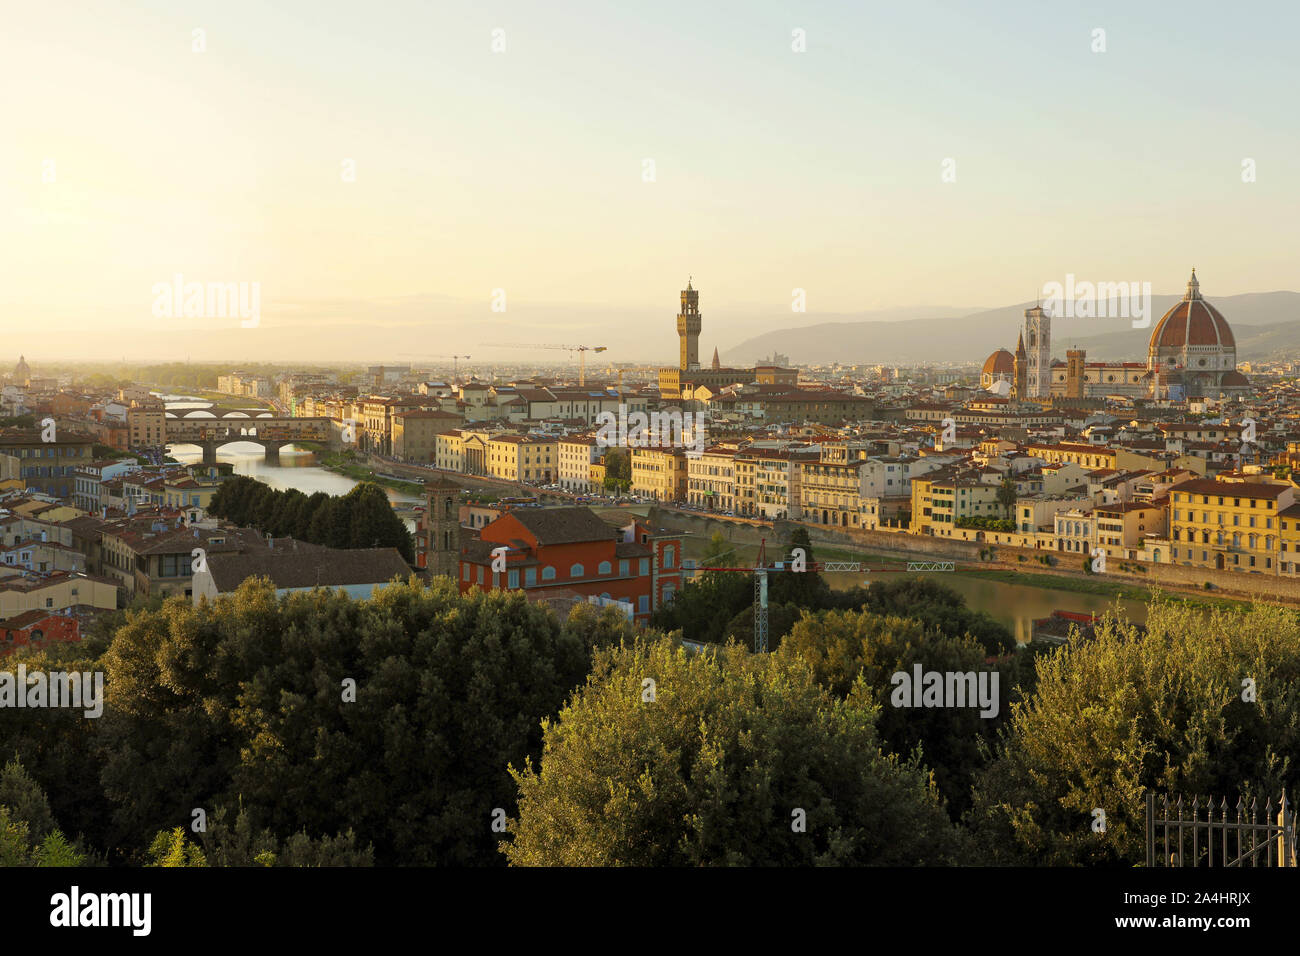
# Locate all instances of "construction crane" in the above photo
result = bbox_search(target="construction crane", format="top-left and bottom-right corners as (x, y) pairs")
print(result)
(484, 343), (606, 386)
(691, 538), (823, 653)
(401, 353), (472, 384)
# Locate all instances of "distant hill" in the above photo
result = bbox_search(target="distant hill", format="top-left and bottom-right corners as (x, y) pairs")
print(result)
(725, 291), (1300, 365)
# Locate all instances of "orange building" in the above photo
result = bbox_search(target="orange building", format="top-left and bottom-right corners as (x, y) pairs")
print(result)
(458, 506), (682, 623)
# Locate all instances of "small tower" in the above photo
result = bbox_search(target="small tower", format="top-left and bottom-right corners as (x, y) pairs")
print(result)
(677, 279), (701, 371)
(711, 347), (720, 370)
(423, 475), (462, 577)
(1012, 331), (1027, 400)
(1065, 348), (1086, 399)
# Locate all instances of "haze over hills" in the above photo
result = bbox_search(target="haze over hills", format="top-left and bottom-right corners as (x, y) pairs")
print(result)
(725, 291), (1300, 366)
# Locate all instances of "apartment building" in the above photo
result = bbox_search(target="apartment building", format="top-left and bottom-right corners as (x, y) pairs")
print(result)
(127, 402), (167, 448)
(392, 409), (464, 462)
(1169, 477), (1293, 573)
(630, 447), (688, 502)
(1092, 502), (1168, 560)
(73, 459), (140, 513)
(486, 435), (556, 483)
(801, 444), (865, 527)
(0, 427), (95, 499)
(558, 435), (602, 493)
(687, 446), (738, 511)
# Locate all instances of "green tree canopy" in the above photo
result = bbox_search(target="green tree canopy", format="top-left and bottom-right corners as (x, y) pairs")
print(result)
(504, 637), (964, 865)
(967, 600), (1300, 865)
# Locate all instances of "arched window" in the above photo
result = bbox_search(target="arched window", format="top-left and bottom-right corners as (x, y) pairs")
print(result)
(598, 561), (612, 575)
(445, 499), (453, 518)
(542, 566), (556, 581)
(570, 563), (585, 577)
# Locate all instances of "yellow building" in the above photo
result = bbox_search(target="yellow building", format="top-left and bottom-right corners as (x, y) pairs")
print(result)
(631, 446), (688, 502)
(0, 571), (118, 618)
(486, 435), (557, 483)
(435, 430), (466, 473)
(800, 444), (864, 528)
(687, 447), (738, 511)
(1169, 477), (1293, 572)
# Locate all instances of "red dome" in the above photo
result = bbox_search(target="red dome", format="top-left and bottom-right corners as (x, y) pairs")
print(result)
(1149, 271), (1234, 350)
(982, 349), (1014, 375)
(1150, 299), (1234, 349)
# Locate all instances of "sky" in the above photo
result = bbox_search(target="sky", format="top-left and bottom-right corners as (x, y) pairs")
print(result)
(3, 0), (1298, 363)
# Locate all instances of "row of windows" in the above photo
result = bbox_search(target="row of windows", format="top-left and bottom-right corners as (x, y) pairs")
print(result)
(1174, 493), (1275, 509)
(1175, 511), (1272, 528)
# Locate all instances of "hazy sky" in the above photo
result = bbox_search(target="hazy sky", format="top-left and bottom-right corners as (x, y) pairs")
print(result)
(3, 0), (1298, 362)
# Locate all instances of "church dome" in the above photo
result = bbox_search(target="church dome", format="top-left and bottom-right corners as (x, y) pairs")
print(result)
(1149, 270), (1235, 351)
(982, 349), (1014, 375)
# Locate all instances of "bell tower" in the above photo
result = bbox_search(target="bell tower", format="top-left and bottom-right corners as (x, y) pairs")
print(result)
(677, 279), (701, 371)
(423, 475), (462, 577)
(1024, 302), (1052, 398)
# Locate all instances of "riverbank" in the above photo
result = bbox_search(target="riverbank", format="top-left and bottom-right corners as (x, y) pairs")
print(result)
(315, 451), (427, 496)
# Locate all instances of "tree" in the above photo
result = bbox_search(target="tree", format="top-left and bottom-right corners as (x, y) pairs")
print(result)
(503, 638), (964, 865)
(770, 526), (827, 608)
(777, 608), (1028, 819)
(996, 476), (1017, 519)
(966, 600), (1300, 865)
(147, 828), (207, 867)
(0, 759), (85, 867)
(827, 577), (1015, 655)
(98, 577), (593, 865)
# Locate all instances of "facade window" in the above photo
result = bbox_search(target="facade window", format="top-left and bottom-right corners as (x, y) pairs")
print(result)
(569, 563), (584, 578)
(525, 568), (536, 586)
(639, 558), (649, 575)
(598, 561), (612, 575)
(542, 566), (556, 581)
(508, 570), (519, 588)
(663, 546), (675, 568)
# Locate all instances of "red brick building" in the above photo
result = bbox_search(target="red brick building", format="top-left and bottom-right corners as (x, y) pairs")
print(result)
(0, 610), (81, 657)
(459, 506), (682, 623)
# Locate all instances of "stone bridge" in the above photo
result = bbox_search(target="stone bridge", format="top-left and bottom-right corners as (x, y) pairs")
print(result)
(165, 413), (334, 464)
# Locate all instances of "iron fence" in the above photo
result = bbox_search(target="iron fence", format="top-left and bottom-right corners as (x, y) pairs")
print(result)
(1146, 791), (1296, 867)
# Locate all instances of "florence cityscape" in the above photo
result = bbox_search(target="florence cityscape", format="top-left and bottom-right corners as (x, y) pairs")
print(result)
(2, 0), (1297, 938)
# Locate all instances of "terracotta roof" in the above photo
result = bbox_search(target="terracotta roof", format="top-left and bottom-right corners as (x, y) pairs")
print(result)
(499, 506), (618, 546)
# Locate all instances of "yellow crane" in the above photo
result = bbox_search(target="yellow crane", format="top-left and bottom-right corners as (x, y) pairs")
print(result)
(485, 343), (607, 386)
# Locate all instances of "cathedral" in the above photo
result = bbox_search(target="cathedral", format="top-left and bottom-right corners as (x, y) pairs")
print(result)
(984, 271), (1250, 402)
